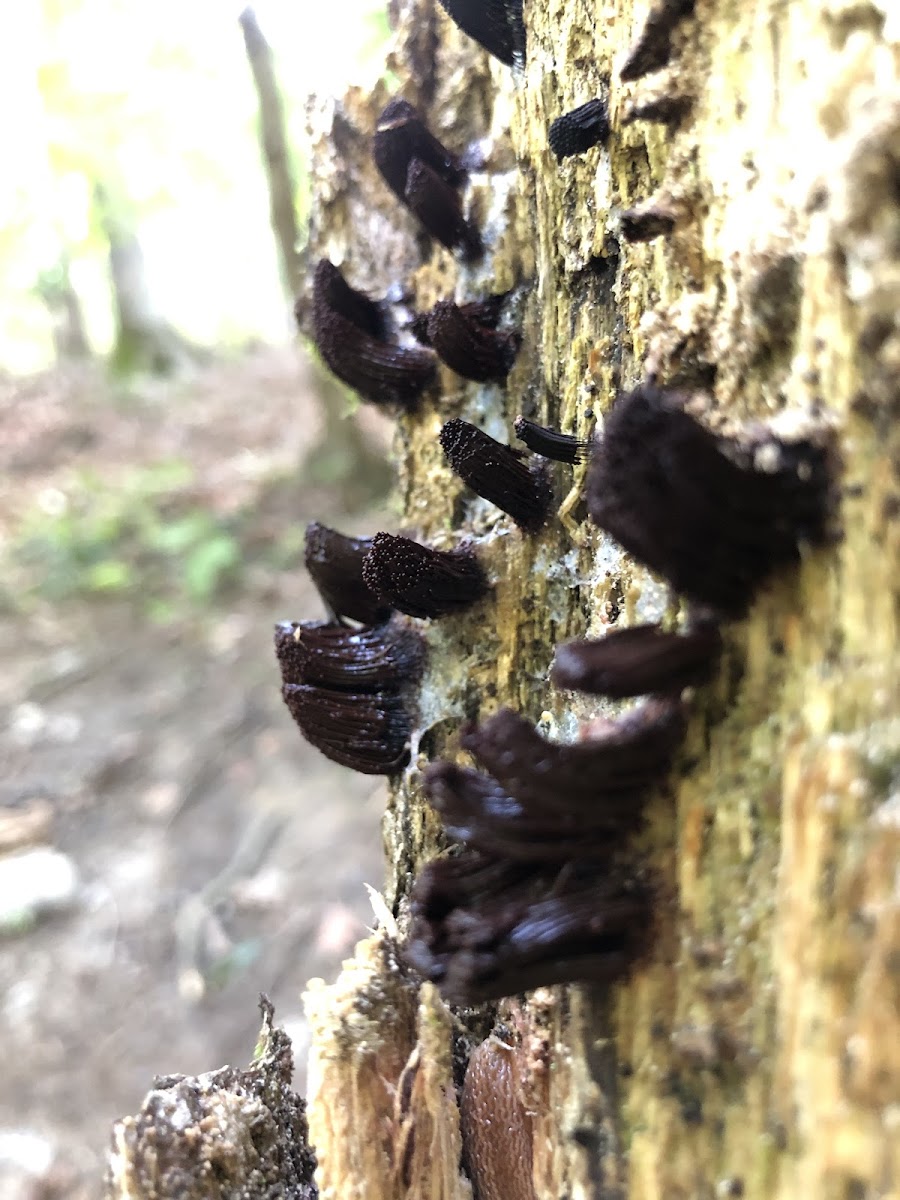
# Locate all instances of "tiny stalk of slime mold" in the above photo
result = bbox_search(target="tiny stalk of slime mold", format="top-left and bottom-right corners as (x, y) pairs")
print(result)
(361, 532), (490, 619)
(619, 203), (677, 242)
(424, 761), (644, 860)
(405, 851), (655, 1003)
(440, 418), (553, 531)
(312, 255), (391, 341)
(373, 98), (466, 205)
(436, 0), (526, 67)
(459, 699), (686, 813)
(372, 101), (481, 258)
(623, 92), (694, 128)
(274, 620), (424, 692)
(513, 416), (592, 464)
(404, 158), (483, 260)
(424, 299), (520, 382)
(619, 0), (696, 82)
(280, 682), (411, 775)
(548, 98), (610, 160)
(411, 292), (510, 347)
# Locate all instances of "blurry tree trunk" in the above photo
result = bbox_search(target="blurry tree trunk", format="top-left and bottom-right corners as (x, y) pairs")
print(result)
(238, 6), (302, 298)
(106, 1), (900, 1197)
(94, 183), (192, 376)
(239, 5), (390, 505)
(36, 254), (91, 361)
(302, 361), (394, 508)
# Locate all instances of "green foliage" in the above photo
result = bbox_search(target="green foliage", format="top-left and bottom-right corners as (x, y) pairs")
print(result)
(359, 9), (392, 64)
(8, 459), (242, 612)
(183, 533), (241, 602)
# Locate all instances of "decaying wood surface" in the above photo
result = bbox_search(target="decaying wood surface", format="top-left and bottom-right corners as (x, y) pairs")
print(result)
(106, 998), (317, 1198)
(107, 1), (899, 1198)
(300, 2), (900, 1198)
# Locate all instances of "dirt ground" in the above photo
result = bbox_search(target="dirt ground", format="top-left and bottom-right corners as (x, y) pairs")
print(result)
(0, 348), (392, 1199)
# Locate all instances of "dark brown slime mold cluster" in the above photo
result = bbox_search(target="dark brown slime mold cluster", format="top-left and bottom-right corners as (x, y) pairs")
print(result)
(280, 1), (840, 1189)
(436, 0), (526, 67)
(309, 259), (436, 411)
(275, 615), (423, 775)
(285, 0), (835, 985)
(374, 98), (481, 260)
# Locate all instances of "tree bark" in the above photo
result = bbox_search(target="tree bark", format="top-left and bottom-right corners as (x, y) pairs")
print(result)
(106, 1), (899, 1197)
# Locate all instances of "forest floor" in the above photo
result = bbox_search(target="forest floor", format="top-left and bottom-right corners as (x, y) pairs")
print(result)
(0, 347), (392, 1199)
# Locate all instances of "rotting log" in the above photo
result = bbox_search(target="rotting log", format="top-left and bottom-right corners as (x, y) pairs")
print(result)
(300, 1), (900, 1197)
(106, 998), (317, 1199)
(107, 1), (899, 1197)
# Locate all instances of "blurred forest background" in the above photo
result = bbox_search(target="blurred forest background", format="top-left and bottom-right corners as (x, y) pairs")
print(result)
(0, 3), (394, 1197)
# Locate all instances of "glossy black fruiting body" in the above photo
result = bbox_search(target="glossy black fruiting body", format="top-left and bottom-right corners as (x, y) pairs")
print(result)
(311, 259), (436, 410)
(372, 99), (480, 259)
(362, 532), (489, 619)
(620, 205), (677, 242)
(404, 159), (482, 260)
(405, 850), (653, 1003)
(313, 256), (390, 341)
(548, 99), (610, 160)
(424, 762), (642, 861)
(274, 620), (424, 691)
(513, 416), (591, 464)
(304, 522), (392, 625)
(281, 683), (411, 774)
(459, 700), (686, 815)
(440, 419), (553, 531)
(425, 300), (519, 382)
(436, 0), (526, 67)
(587, 385), (832, 616)
(552, 623), (723, 698)
(373, 98), (466, 205)
(620, 0), (695, 82)
(412, 293), (510, 347)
